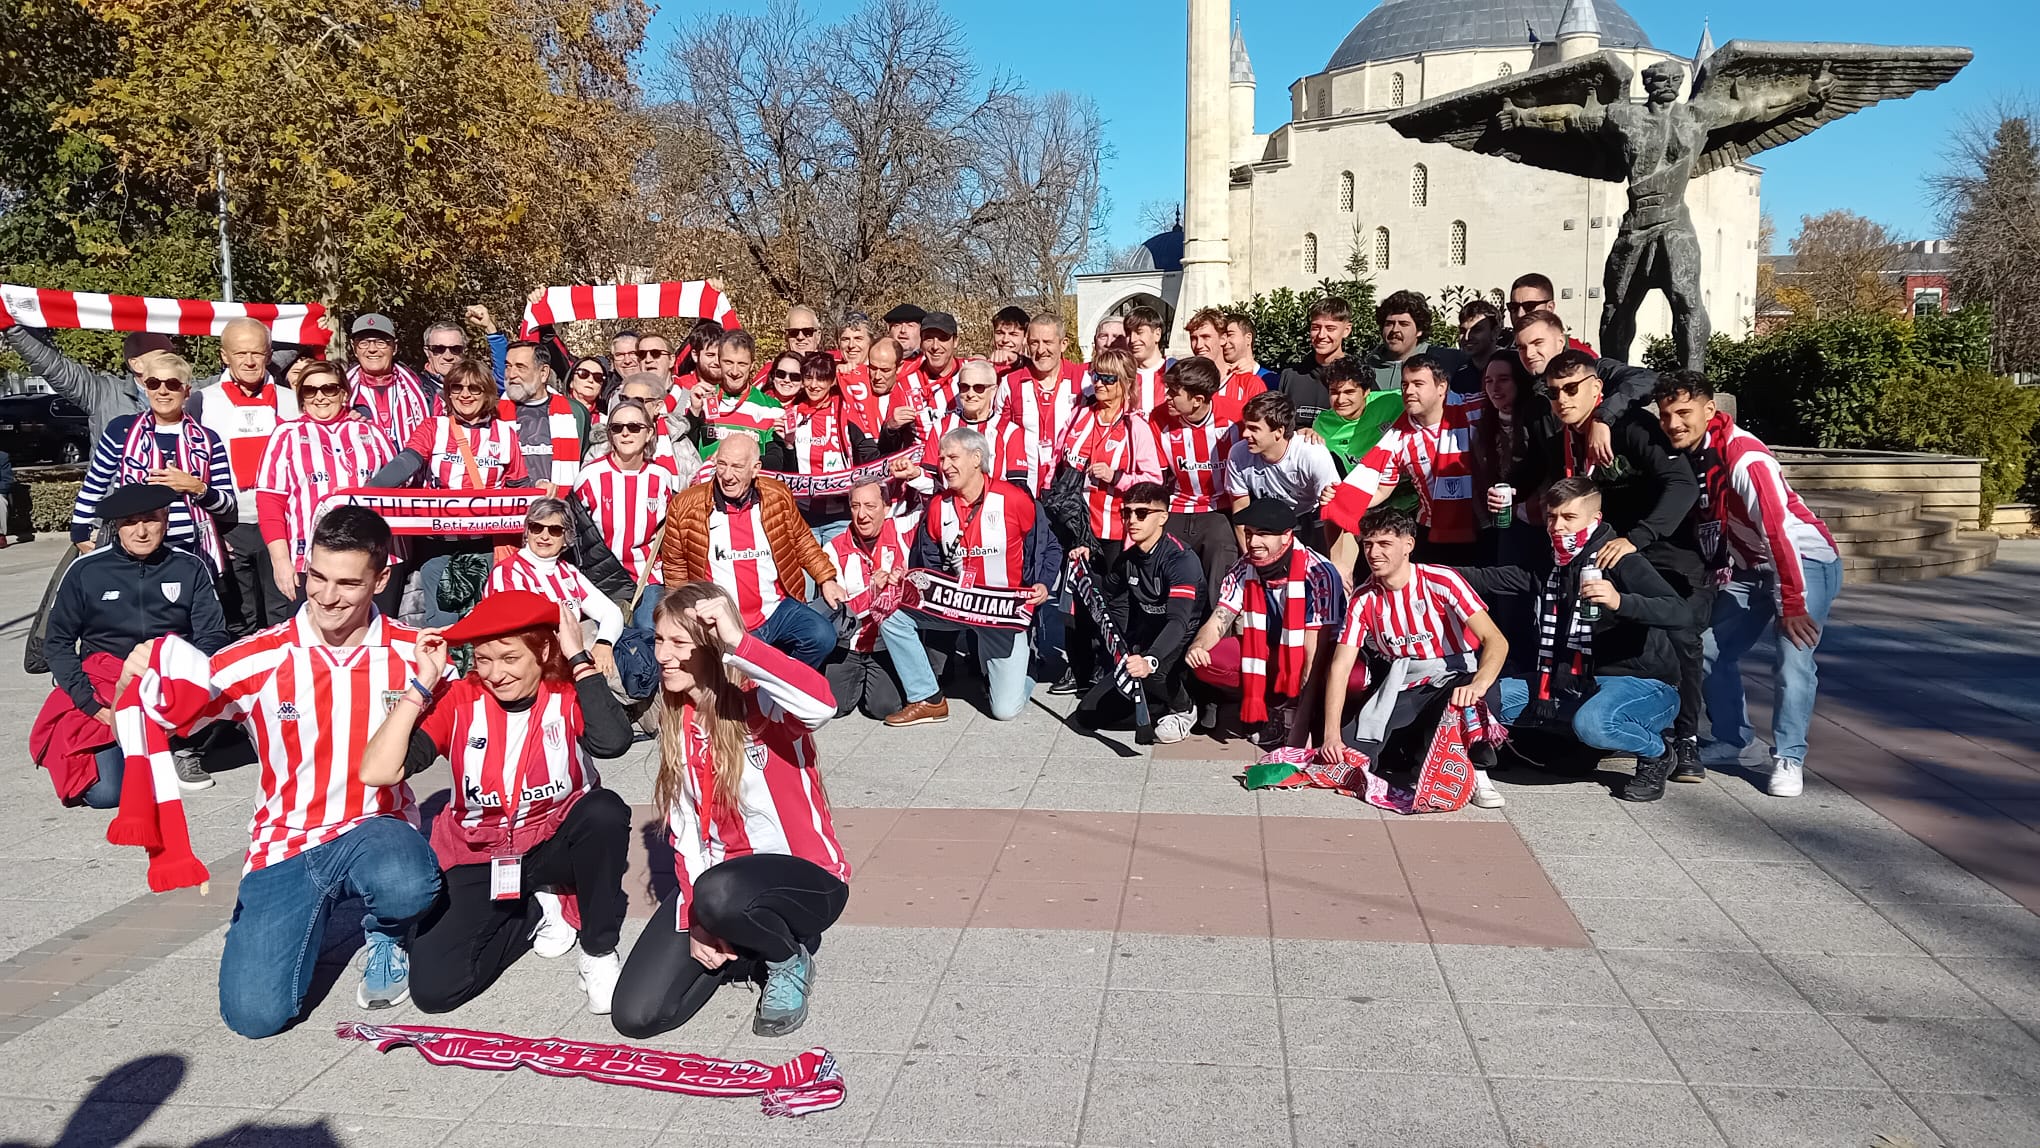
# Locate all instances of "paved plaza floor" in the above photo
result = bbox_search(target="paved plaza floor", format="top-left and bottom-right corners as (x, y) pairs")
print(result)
(0, 535), (2036, 1147)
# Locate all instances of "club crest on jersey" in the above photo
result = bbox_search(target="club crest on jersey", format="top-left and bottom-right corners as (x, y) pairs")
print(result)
(160, 582), (182, 603)
(382, 690), (405, 713)
(744, 740), (768, 770)
(277, 702), (300, 721)
(543, 721), (566, 750)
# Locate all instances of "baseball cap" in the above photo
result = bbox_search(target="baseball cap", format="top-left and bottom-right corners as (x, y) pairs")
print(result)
(350, 314), (398, 340)
(920, 311), (959, 337)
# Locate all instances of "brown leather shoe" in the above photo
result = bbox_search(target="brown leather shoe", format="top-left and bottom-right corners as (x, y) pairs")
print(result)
(884, 697), (950, 727)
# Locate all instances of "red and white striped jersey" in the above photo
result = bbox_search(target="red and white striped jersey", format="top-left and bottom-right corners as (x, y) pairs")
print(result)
(486, 548), (625, 644)
(573, 455), (681, 585)
(1002, 361), (1087, 493)
(423, 678), (593, 845)
(666, 635), (845, 931)
(347, 364), (434, 446)
(1159, 413), (1237, 514)
(923, 479), (1037, 589)
(825, 519), (911, 652)
(1699, 412), (1838, 617)
(906, 358), (962, 419)
(783, 397), (856, 473)
(1339, 564), (1487, 663)
(255, 415), (397, 571)
(1324, 396), (1485, 544)
(1130, 360), (1169, 414)
(1217, 369), (1268, 423)
(1055, 406), (1167, 542)
(861, 385), (920, 446)
(920, 410), (1029, 486)
(196, 379), (299, 520)
(708, 498), (786, 628)
(202, 611), (422, 873)
(403, 416), (528, 489)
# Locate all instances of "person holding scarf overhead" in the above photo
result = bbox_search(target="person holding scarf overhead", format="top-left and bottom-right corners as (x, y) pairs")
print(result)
(1457, 477), (1691, 803)
(70, 351), (235, 570)
(358, 590), (635, 1016)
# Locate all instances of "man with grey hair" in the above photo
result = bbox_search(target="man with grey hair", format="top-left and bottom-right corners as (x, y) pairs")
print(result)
(189, 316), (304, 634)
(874, 425), (1059, 725)
(503, 340), (588, 492)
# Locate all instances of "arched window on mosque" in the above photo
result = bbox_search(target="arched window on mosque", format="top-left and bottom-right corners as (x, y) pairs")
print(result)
(1374, 227), (1391, 271)
(1303, 233), (1319, 275)
(1410, 164), (1428, 208)
(1339, 171), (1355, 212)
(1391, 73), (1406, 107)
(1450, 220), (1468, 266)
(1498, 62), (1514, 78)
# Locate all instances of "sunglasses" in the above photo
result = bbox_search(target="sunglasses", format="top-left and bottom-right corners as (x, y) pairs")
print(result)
(445, 383), (490, 397)
(639, 348), (671, 360)
(427, 343), (466, 356)
(958, 382), (996, 394)
(572, 367), (604, 381)
(1507, 297), (1554, 313)
(1118, 505), (1165, 522)
(785, 327), (818, 339)
(609, 420), (650, 434)
(527, 522), (567, 538)
(1550, 376), (1596, 399)
(1092, 373), (1121, 385)
(773, 369), (803, 381)
(299, 382), (348, 399)
(141, 376), (188, 393)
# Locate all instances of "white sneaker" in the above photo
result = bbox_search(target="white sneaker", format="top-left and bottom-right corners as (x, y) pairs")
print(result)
(531, 890), (578, 959)
(578, 950), (621, 1015)
(1153, 711), (1194, 744)
(1768, 757), (1805, 798)
(1471, 776), (1507, 809)
(1700, 739), (1770, 768)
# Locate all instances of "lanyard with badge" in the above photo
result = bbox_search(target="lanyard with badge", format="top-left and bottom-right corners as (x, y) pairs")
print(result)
(487, 696), (558, 900)
(947, 490), (991, 590)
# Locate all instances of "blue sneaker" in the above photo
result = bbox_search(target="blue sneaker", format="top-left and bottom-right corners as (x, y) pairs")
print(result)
(754, 945), (812, 1036)
(356, 933), (411, 1009)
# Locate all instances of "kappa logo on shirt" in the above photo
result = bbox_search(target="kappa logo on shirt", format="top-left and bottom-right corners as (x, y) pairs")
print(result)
(277, 702), (300, 721)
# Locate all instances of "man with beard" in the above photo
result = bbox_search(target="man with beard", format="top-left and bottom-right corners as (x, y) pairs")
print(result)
(502, 341), (588, 493)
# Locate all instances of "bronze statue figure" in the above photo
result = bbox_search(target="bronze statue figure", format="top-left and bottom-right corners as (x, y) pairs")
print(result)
(1390, 41), (1972, 370)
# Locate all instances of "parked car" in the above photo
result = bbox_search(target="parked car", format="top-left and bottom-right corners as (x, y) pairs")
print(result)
(0, 393), (92, 464)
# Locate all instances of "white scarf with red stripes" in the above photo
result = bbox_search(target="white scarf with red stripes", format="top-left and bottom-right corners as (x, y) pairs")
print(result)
(105, 635), (217, 892)
(0, 284), (326, 344)
(1237, 546), (1310, 724)
(348, 363), (434, 445)
(118, 414), (224, 569)
(517, 281), (742, 339)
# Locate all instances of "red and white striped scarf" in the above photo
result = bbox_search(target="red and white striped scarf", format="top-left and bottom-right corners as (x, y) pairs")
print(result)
(337, 1023), (845, 1118)
(501, 393), (583, 487)
(105, 635), (217, 892)
(118, 414), (224, 568)
(517, 281), (742, 340)
(348, 363), (434, 445)
(1237, 545), (1311, 724)
(0, 284), (326, 344)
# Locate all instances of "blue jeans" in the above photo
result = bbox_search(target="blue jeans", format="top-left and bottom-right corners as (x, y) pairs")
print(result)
(217, 816), (440, 1039)
(630, 583), (665, 633)
(752, 599), (837, 670)
(1703, 557), (1840, 762)
(1498, 675), (1680, 758)
(881, 608), (1035, 720)
(81, 745), (124, 809)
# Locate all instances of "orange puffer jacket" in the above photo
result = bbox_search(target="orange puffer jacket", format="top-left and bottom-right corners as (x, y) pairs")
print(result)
(659, 476), (838, 599)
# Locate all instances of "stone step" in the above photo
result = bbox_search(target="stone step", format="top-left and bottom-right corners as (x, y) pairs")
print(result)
(1801, 489), (1921, 529)
(1841, 532), (2001, 583)
(1827, 514), (1959, 558)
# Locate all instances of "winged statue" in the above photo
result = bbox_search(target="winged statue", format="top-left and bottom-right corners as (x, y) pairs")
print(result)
(1389, 41), (1972, 371)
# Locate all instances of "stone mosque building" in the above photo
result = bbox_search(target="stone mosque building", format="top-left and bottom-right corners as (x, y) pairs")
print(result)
(1075, 0), (1763, 357)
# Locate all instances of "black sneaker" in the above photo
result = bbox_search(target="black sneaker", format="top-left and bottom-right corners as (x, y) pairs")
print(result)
(1670, 737), (1705, 784)
(1048, 671), (1089, 696)
(1621, 749), (1673, 803)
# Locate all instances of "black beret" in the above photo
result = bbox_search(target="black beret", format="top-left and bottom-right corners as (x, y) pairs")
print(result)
(881, 303), (927, 325)
(98, 482), (178, 521)
(1230, 498), (1298, 533)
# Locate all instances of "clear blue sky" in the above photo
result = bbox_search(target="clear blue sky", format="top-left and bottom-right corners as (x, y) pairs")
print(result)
(644, 0), (2024, 254)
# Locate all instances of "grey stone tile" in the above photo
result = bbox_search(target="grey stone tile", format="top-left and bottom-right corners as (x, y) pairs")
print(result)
(1038, 751), (1150, 784)
(1077, 1060), (1289, 1147)
(0, 1099), (273, 1147)
(1270, 939), (1447, 1001)
(1289, 1068), (1508, 1146)
(1902, 1090), (2040, 1148)
(816, 926), (961, 984)
(1645, 1009), (1882, 1089)
(1436, 945), (1628, 1006)
(4, 1017), (344, 1109)
(764, 978), (937, 1054)
(1678, 860), (1857, 905)
(1281, 997), (1477, 1074)
(1943, 956), (2040, 1022)
(1513, 819), (1671, 859)
(1718, 901), (1926, 956)
(481, 1063), (685, 1129)
(1022, 781), (1145, 812)
(1138, 781), (1256, 816)
(866, 1054), (1085, 1144)
(1771, 952), (1996, 1018)
(1097, 989), (1281, 1067)
(1567, 897), (1757, 952)
(1540, 854), (1706, 900)
(941, 928), (1110, 987)
(1488, 1079), (1726, 1148)
(913, 984), (1102, 1058)
(1828, 858), (2019, 907)
(1877, 902), (2040, 958)
(443, 1122), (660, 1147)
(1603, 949), (1815, 1014)
(1829, 1015), (2040, 1094)
(1693, 1085), (1940, 1148)
(1462, 1003), (1679, 1082)
(1108, 933), (1274, 994)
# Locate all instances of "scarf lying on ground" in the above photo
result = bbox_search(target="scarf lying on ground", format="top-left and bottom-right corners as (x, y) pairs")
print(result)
(1532, 522), (1599, 723)
(316, 488), (544, 535)
(1237, 547), (1310, 724)
(105, 635), (217, 892)
(0, 285), (327, 344)
(1243, 708), (1493, 816)
(518, 281), (742, 340)
(337, 1023), (844, 1118)
(1067, 554), (1151, 736)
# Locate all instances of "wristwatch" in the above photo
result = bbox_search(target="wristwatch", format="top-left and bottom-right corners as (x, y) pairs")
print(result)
(567, 651), (596, 670)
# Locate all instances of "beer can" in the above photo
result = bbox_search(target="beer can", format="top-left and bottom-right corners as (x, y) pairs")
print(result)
(1578, 563), (1603, 622)
(1492, 483), (1515, 528)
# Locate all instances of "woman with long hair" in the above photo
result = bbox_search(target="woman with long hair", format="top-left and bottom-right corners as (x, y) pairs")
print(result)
(566, 355), (610, 424)
(1475, 352), (1540, 566)
(610, 582), (849, 1041)
(358, 590), (635, 1014)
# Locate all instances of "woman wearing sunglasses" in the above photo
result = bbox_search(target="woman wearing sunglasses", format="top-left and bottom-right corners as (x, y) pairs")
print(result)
(255, 360), (400, 605)
(487, 498), (624, 681)
(574, 397), (682, 632)
(70, 350), (236, 570)
(765, 352), (878, 547)
(566, 356), (610, 425)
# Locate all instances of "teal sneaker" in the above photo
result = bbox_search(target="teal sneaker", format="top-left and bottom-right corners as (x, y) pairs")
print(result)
(755, 945), (813, 1036)
(356, 933), (411, 1009)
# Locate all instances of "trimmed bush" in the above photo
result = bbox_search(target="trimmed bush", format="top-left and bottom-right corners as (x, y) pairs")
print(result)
(1229, 278), (1376, 368)
(31, 480), (81, 533)
(1872, 370), (2040, 524)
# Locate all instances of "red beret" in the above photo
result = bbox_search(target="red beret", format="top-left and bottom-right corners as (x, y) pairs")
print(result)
(441, 590), (561, 646)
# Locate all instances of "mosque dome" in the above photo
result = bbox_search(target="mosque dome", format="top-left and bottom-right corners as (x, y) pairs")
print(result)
(1128, 224), (1184, 273)
(1327, 0), (1653, 72)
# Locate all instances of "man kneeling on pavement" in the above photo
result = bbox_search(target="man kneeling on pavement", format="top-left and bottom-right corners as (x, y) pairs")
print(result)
(1067, 482), (1206, 742)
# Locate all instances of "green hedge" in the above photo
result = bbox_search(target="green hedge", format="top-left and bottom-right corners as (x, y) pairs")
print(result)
(1228, 278), (1377, 368)
(1874, 371), (2040, 519)
(32, 480), (80, 533)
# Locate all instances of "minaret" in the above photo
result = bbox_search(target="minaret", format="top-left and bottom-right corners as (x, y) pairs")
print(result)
(1229, 18), (1257, 166)
(1557, 0), (1603, 61)
(1693, 18), (1716, 70)
(1177, 0), (1232, 348)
